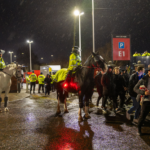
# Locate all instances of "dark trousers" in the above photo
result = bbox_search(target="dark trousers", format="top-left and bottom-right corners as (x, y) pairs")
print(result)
(30, 82), (36, 93)
(51, 84), (55, 92)
(102, 95), (117, 110)
(45, 85), (50, 95)
(138, 101), (150, 133)
(116, 92), (125, 108)
(38, 84), (44, 93)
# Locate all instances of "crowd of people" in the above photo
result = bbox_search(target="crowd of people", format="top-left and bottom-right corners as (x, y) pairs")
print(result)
(133, 50), (150, 56)
(26, 71), (55, 96)
(95, 60), (150, 136)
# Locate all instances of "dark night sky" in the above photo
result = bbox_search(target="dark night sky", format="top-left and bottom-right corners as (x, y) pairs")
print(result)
(1, 0), (150, 64)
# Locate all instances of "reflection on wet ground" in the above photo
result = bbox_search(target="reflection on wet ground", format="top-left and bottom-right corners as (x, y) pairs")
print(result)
(0, 92), (150, 150)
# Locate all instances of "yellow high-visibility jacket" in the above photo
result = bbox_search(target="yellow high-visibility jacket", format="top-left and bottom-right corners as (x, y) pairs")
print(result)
(0, 57), (6, 69)
(29, 73), (37, 82)
(142, 52), (149, 56)
(38, 74), (45, 84)
(68, 53), (81, 71)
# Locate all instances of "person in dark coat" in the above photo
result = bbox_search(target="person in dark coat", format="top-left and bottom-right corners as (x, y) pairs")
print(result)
(133, 69), (150, 135)
(126, 65), (144, 123)
(114, 67), (127, 113)
(44, 74), (52, 96)
(101, 61), (116, 112)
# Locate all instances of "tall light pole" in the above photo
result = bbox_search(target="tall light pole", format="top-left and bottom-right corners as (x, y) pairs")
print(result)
(27, 40), (33, 71)
(9, 51), (13, 63)
(74, 10), (84, 60)
(92, 0), (95, 52)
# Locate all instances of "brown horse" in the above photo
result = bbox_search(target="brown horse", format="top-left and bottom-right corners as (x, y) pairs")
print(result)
(54, 52), (107, 121)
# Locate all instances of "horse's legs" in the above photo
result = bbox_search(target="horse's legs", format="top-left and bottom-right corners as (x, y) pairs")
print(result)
(4, 87), (10, 112)
(56, 96), (61, 115)
(78, 94), (83, 122)
(84, 96), (91, 119)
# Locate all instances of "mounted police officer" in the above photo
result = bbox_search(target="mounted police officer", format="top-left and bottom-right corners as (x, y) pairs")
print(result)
(38, 72), (45, 93)
(29, 70), (37, 94)
(0, 49), (6, 71)
(67, 46), (81, 81)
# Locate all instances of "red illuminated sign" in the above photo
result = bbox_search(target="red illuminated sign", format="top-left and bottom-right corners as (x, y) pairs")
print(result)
(112, 36), (130, 60)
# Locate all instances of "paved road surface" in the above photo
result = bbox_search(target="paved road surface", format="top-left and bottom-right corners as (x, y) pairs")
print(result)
(0, 91), (150, 150)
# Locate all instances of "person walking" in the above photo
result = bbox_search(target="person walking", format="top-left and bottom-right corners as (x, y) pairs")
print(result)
(38, 72), (45, 93)
(114, 67), (127, 113)
(134, 67), (150, 135)
(127, 63), (144, 123)
(44, 74), (52, 96)
(29, 71), (37, 94)
(101, 61), (116, 112)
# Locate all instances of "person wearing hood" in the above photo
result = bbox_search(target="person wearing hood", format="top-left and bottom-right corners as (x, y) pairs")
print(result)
(44, 74), (52, 96)
(101, 61), (117, 112)
(0, 49), (6, 71)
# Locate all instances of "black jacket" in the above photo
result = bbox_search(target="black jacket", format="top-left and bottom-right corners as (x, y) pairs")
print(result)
(128, 73), (139, 97)
(44, 77), (52, 89)
(134, 74), (149, 102)
(114, 74), (126, 94)
(101, 71), (115, 96)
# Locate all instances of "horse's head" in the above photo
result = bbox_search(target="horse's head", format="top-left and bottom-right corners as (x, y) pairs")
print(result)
(84, 52), (107, 71)
(6, 63), (22, 79)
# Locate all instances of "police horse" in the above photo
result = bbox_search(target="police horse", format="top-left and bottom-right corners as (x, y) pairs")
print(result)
(0, 63), (22, 112)
(54, 52), (107, 121)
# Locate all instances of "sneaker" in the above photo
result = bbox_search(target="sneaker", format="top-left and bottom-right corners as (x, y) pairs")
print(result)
(116, 108), (122, 113)
(126, 111), (131, 120)
(137, 132), (142, 136)
(133, 119), (138, 124)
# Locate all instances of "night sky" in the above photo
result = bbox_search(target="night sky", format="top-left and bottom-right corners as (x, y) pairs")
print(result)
(1, 0), (150, 65)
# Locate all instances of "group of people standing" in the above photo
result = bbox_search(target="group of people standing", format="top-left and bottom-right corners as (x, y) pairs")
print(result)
(27, 71), (55, 96)
(95, 60), (150, 136)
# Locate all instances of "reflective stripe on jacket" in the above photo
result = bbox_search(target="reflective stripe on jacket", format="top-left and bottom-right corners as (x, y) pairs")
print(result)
(68, 53), (81, 71)
(0, 57), (6, 69)
(29, 73), (37, 82)
(53, 69), (68, 83)
(38, 75), (45, 84)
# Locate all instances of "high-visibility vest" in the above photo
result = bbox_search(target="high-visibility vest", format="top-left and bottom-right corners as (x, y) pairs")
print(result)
(0, 57), (6, 69)
(51, 75), (55, 84)
(38, 74), (45, 84)
(142, 52), (149, 56)
(29, 73), (37, 82)
(68, 53), (81, 71)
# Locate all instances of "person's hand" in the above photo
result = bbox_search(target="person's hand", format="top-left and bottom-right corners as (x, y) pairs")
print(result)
(145, 90), (150, 95)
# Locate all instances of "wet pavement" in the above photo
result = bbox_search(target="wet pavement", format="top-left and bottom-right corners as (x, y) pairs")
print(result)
(0, 90), (150, 150)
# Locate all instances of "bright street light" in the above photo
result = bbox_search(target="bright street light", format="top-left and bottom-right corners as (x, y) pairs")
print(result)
(74, 10), (79, 16)
(9, 51), (13, 63)
(41, 57), (43, 59)
(14, 55), (16, 57)
(27, 40), (33, 71)
(51, 55), (53, 57)
(74, 10), (84, 60)
(22, 53), (24, 54)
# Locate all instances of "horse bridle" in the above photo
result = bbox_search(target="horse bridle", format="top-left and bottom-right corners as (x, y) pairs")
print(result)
(82, 55), (105, 69)
(2, 67), (22, 79)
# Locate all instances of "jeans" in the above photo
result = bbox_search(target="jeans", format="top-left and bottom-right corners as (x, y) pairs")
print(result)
(138, 101), (150, 133)
(30, 82), (36, 93)
(128, 96), (141, 119)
